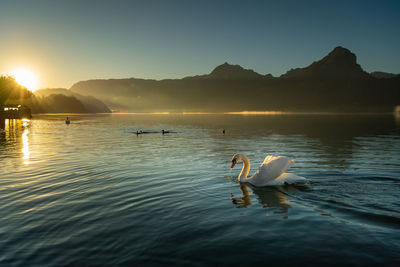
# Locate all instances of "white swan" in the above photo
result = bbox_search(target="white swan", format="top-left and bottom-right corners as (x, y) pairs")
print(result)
(231, 154), (306, 186)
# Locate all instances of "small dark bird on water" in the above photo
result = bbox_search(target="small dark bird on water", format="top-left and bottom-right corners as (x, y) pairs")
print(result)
(66, 117), (70, 125)
(222, 128), (225, 134)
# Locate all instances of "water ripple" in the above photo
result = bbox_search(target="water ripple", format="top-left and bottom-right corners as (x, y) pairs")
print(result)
(1, 114), (400, 266)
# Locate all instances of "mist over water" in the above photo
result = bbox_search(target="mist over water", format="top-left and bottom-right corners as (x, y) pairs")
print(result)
(1, 114), (399, 266)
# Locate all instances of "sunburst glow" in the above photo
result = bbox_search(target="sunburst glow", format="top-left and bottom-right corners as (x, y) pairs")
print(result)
(10, 68), (38, 91)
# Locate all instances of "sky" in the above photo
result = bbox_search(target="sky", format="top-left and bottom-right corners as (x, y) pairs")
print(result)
(0, 0), (399, 89)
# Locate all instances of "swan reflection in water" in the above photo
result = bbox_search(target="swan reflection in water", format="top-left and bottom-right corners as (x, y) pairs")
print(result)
(231, 184), (293, 214)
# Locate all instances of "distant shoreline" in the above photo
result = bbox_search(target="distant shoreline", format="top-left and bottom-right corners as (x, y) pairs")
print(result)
(28, 110), (398, 116)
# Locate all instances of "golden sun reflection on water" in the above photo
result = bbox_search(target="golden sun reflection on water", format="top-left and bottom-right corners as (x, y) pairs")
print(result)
(3, 118), (31, 164)
(22, 118), (30, 127)
(22, 128), (30, 164)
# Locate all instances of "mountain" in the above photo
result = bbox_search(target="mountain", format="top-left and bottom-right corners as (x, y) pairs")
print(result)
(38, 94), (88, 113)
(370, 71), (397, 79)
(70, 47), (400, 112)
(34, 88), (111, 113)
(280, 46), (369, 79)
(1, 75), (112, 114)
(184, 63), (272, 80)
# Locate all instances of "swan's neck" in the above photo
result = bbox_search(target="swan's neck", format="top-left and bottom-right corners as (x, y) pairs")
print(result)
(238, 155), (251, 181)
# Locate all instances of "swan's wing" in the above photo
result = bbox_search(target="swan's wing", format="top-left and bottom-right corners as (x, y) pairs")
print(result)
(262, 155), (294, 176)
(251, 156), (294, 185)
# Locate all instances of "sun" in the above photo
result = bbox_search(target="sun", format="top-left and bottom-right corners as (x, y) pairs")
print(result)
(10, 68), (38, 92)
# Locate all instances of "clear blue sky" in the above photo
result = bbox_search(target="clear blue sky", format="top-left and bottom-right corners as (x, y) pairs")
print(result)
(1, 0), (399, 88)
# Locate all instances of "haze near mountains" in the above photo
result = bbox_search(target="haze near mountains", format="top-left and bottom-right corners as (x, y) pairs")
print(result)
(34, 88), (111, 113)
(70, 47), (400, 113)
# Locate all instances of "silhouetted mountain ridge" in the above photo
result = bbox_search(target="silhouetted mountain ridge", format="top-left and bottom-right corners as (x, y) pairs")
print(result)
(209, 63), (265, 79)
(70, 47), (400, 112)
(370, 71), (397, 79)
(281, 46), (369, 78)
(183, 62), (273, 80)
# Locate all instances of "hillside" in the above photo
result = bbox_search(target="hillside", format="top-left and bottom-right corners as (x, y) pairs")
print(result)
(70, 47), (400, 112)
(1, 75), (111, 114)
(34, 88), (111, 113)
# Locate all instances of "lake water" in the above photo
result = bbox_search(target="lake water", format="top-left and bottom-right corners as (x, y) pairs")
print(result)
(1, 114), (399, 266)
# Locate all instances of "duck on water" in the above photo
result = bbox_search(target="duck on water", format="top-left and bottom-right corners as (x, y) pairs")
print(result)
(135, 129), (172, 135)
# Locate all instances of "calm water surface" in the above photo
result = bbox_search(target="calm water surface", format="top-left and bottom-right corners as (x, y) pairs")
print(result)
(1, 114), (399, 266)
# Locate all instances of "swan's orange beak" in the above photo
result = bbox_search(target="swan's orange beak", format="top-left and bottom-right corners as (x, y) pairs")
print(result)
(231, 160), (236, 168)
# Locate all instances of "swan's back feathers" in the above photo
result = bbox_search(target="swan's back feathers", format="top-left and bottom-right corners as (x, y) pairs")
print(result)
(262, 173), (307, 186)
(250, 156), (294, 186)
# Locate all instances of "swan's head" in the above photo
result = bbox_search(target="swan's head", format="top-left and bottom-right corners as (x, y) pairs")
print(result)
(231, 154), (243, 168)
